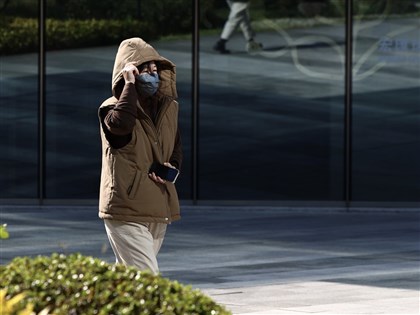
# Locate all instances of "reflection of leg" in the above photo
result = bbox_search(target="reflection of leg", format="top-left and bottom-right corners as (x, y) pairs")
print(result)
(104, 219), (160, 274)
(239, 9), (263, 54)
(213, 39), (230, 54)
(238, 3), (254, 41)
(215, 1), (249, 53)
(246, 39), (263, 54)
(220, 2), (249, 40)
(234, 1), (262, 54)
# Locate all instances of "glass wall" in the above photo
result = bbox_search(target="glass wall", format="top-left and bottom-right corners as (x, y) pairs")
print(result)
(0, 0), (39, 199)
(42, 1), (193, 199)
(351, 0), (420, 201)
(199, 0), (345, 200)
(0, 0), (419, 204)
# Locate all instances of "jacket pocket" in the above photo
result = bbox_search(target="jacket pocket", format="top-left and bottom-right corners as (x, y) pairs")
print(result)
(127, 169), (143, 200)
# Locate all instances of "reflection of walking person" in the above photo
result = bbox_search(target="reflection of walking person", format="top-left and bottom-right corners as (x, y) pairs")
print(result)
(98, 37), (183, 274)
(214, 0), (262, 54)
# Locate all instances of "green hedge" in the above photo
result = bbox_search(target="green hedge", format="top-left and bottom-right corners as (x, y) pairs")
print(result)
(0, 17), (156, 55)
(0, 253), (231, 315)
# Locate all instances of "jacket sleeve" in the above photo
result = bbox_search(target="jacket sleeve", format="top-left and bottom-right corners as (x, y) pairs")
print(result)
(103, 83), (137, 135)
(99, 83), (137, 149)
(169, 127), (183, 171)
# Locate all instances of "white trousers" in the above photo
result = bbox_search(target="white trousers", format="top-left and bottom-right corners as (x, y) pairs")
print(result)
(104, 219), (167, 274)
(221, 0), (254, 41)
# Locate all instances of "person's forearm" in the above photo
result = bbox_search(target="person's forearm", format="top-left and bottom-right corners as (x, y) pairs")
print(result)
(104, 83), (137, 135)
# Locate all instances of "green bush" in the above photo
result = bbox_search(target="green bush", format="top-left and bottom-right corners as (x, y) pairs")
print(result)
(0, 17), (156, 55)
(0, 253), (231, 315)
(0, 18), (38, 55)
(0, 224), (9, 239)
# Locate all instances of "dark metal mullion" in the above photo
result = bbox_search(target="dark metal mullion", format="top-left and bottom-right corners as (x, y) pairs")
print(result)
(344, 0), (353, 207)
(191, 0), (200, 204)
(38, 0), (46, 203)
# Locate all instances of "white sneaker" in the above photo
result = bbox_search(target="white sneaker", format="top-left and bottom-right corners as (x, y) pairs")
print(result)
(246, 40), (263, 54)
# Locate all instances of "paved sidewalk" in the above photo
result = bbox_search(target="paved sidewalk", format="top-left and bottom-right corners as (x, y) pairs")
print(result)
(1, 205), (419, 314)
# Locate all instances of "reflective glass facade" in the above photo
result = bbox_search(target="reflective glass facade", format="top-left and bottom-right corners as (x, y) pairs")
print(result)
(1, 0), (419, 205)
(351, 0), (420, 201)
(1, 0), (39, 199)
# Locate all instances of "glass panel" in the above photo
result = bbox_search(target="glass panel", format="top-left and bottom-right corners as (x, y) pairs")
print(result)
(45, 48), (107, 198)
(44, 0), (192, 199)
(352, 0), (420, 201)
(0, 0), (39, 198)
(199, 0), (345, 200)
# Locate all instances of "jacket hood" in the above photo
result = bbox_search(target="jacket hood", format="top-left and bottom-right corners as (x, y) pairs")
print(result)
(111, 37), (177, 99)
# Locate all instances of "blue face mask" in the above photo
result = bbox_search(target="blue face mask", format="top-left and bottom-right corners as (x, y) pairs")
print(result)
(136, 72), (160, 96)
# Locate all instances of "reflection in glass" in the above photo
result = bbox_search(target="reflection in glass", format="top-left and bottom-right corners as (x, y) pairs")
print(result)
(44, 1), (192, 199)
(1, 0), (419, 204)
(352, 0), (420, 201)
(199, 0), (345, 200)
(0, 0), (38, 198)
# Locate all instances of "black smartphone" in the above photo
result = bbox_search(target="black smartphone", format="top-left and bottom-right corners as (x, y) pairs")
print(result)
(149, 163), (180, 183)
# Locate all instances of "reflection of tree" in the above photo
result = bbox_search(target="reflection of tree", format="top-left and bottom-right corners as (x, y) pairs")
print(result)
(255, 20), (345, 80)
(255, 0), (419, 81)
(298, 1), (327, 18)
(331, 0), (417, 16)
(0, 0), (11, 13)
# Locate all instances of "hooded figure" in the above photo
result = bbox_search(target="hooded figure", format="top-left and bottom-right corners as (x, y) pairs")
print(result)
(98, 38), (182, 274)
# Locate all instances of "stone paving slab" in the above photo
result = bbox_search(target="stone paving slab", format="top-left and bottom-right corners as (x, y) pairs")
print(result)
(203, 281), (419, 314)
(0, 205), (419, 314)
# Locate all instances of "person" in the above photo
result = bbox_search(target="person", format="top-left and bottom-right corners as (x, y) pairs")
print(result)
(98, 37), (182, 274)
(213, 0), (262, 54)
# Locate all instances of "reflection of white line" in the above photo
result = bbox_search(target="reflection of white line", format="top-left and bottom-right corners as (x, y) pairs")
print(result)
(354, 63), (386, 81)
(256, 20), (345, 80)
(252, 21), (294, 58)
(290, 35), (344, 80)
(352, 20), (370, 63)
(354, 17), (385, 33)
(354, 40), (383, 75)
(354, 24), (418, 79)
(293, 35), (345, 64)
(255, 17), (418, 81)
(387, 25), (419, 38)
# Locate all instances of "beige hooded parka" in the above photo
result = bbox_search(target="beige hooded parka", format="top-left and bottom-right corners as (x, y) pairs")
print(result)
(98, 38), (181, 224)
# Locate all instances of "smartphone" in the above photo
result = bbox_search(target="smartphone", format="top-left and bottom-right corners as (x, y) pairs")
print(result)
(149, 163), (180, 183)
